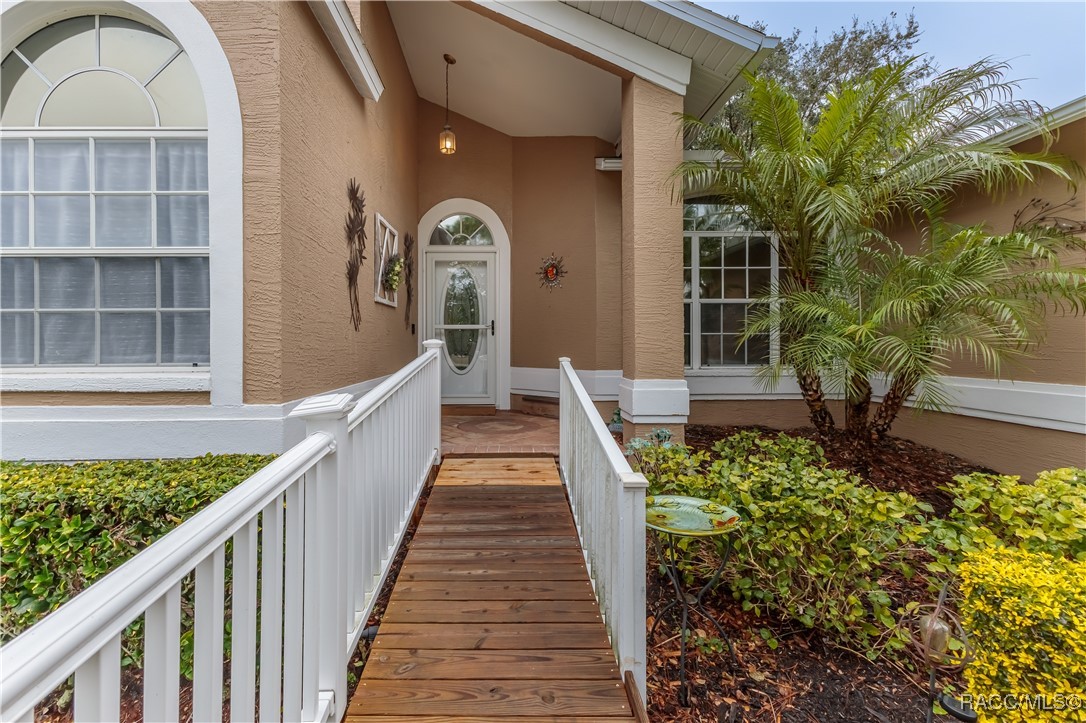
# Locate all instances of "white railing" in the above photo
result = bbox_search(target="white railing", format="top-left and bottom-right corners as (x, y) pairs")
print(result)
(0, 341), (443, 723)
(557, 357), (648, 702)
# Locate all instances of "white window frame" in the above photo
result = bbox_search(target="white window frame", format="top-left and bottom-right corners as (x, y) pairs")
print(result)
(0, 2), (243, 403)
(683, 224), (780, 375)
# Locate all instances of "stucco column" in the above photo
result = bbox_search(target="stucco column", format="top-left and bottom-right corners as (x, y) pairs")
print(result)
(619, 76), (688, 443)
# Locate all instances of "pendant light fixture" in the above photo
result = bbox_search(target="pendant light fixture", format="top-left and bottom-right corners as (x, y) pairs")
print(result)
(439, 53), (457, 155)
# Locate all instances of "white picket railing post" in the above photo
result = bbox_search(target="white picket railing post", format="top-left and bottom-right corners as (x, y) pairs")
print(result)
(288, 392), (355, 722)
(423, 339), (444, 463)
(558, 357), (648, 704)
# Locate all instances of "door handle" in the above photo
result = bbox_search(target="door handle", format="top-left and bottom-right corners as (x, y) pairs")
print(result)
(490, 320), (495, 336)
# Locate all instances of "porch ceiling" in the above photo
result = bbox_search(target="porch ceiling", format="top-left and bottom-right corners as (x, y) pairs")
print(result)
(388, 1), (623, 140)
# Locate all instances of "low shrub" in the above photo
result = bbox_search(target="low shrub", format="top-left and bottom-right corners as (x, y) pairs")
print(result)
(631, 431), (932, 656)
(927, 467), (1086, 576)
(0, 454), (274, 643)
(959, 547), (1086, 721)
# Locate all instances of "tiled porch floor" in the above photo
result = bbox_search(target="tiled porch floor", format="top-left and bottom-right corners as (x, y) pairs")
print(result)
(442, 411), (558, 456)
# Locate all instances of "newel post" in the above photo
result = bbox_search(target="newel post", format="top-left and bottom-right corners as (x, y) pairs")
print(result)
(288, 393), (355, 721)
(619, 470), (649, 702)
(423, 339), (444, 463)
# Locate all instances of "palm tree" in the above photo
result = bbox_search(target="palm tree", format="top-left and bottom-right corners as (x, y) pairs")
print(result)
(678, 57), (1077, 436)
(744, 222), (1086, 443)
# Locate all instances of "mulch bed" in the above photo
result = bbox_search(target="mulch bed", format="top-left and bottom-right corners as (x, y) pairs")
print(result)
(644, 424), (992, 722)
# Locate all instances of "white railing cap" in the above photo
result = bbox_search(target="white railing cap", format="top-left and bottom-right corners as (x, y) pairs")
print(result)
(422, 339), (444, 350)
(289, 392), (356, 420)
(620, 471), (649, 489)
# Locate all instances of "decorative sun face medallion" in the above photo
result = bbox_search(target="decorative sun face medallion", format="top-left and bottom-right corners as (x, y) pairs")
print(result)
(538, 253), (567, 289)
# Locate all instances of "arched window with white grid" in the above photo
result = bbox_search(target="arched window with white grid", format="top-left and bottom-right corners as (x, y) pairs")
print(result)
(1, 14), (210, 369)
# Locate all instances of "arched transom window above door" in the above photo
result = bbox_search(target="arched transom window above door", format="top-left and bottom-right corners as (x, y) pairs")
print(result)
(429, 213), (493, 246)
(1, 14), (210, 369)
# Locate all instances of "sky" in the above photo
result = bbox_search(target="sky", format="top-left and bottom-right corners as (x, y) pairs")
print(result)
(695, 1), (1086, 110)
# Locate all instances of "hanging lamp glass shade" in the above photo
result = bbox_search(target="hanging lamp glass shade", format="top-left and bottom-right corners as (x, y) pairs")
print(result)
(439, 124), (456, 155)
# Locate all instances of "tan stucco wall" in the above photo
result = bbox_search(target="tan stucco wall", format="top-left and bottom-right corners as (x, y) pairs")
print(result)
(890, 117), (1086, 386)
(417, 101), (624, 372)
(620, 76), (684, 380)
(195, 0), (284, 404)
(194, 0), (420, 404)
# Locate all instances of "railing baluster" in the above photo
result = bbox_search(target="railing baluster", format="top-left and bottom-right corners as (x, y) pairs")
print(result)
(301, 469), (319, 719)
(282, 479), (304, 721)
(194, 546), (226, 723)
(73, 633), (120, 723)
(144, 583), (181, 723)
(231, 517), (258, 722)
(259, 494), (285, 723)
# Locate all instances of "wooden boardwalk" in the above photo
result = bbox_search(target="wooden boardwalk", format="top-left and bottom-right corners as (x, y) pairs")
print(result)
(346, 457), (641, 722)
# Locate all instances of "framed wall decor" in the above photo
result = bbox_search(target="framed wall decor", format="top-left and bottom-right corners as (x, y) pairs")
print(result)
(374, 213), (399, 307)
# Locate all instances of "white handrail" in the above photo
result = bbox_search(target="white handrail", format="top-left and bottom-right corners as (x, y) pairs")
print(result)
(0, 343), (444, 723)
(557, 357), (648, 702)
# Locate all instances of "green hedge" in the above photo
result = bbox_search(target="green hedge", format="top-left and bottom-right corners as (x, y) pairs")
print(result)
(0, 454), (273, 643)
(629, 431), (932, 656)
(927, 467), (1086, 576)
(960, 547), (1086, 721)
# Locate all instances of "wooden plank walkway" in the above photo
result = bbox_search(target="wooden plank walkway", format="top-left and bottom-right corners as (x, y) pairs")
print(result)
(346, 457), (639, 722)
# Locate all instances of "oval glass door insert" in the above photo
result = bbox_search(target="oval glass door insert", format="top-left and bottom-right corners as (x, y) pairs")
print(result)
(442, 264), (481, 373)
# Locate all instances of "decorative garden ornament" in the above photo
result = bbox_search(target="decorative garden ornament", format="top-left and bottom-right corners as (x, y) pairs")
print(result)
(538, 253), (566, 289)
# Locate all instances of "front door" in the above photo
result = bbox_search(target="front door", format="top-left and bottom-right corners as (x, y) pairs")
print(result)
(427, 254), (496, 404)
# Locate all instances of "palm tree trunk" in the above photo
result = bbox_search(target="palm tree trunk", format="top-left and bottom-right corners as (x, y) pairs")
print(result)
(871, 375), (917, 441)
(846, 377), (873, 439)
(797, 371), (835, 436)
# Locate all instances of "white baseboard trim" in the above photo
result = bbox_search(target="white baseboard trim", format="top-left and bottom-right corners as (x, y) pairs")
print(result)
(685, 370), (1084, 434)
(512, 367), (622, 401)
(908, 376), (1085, 434)
(0, 375), (389, 461)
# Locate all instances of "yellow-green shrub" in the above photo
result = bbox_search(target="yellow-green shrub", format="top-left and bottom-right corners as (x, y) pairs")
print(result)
(960, 547), (1086, 722)
(0, 454), (273, 642)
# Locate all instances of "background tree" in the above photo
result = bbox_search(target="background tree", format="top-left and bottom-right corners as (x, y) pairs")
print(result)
(678, 58), (1076, 439)
(697, 12), (934, 145)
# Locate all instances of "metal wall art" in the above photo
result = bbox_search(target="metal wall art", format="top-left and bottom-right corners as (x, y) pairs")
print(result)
(402, 233), (416, 331)
(345, 178), (367, 331)
(538, 253), (567, 290)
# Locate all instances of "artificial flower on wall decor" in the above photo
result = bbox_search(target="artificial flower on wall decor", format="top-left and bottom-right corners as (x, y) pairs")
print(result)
(538, 253), (567, 290)
(382, 253), (404, 293)
(344, 179), (367, 331)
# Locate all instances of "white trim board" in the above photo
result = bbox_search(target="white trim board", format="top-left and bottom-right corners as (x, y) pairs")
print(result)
(307, 0), (384, 101)
(474, 1), (692, 96)
(0, 375), (389, 461)
(1, 370), (211, 393)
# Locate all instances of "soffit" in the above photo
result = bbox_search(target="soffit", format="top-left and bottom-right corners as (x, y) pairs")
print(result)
(559, 0), (779, 121)
(388, 1), (622, 140)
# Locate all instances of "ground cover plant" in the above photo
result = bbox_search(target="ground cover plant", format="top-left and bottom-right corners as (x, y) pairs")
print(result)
(630, 427), (1086, 721)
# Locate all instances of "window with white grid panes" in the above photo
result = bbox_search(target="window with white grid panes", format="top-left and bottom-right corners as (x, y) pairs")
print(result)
(683, 204), (778, 369)
(0, 15), (209, 367)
